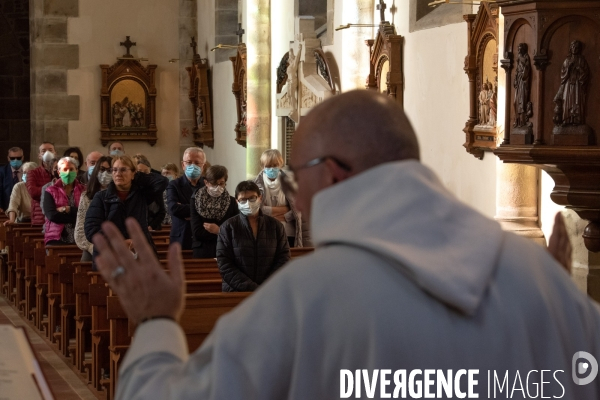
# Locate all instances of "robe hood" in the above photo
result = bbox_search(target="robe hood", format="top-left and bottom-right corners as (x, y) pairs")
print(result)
(311, 160), (504, 316)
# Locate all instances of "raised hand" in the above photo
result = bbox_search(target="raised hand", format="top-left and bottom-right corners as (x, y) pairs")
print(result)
(92, 218), (185, 325)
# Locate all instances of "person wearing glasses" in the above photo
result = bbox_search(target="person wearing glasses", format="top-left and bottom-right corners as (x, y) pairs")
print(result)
(216, 180), (290, 292)
(4, 161), (38, 225)
(190, 165), (238, 259)
(0, 147), (25, 213)
(166, 147), (206, 250)
(254, 149), (305, 248)
(75, 156), (112, 261)
(84, 155), (168, 269)
(43, 157), (85, 246)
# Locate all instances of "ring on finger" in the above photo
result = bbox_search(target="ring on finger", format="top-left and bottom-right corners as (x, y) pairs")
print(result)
(111, 265), (126, 279)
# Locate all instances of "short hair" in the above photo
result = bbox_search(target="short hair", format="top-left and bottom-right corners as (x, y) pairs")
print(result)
(22, 162), (38, 172)
(133, 154), (151, 168)
(183, 147), (205, 160)
(235, 181), (261, 199)
(111, 155), (136, 171)
(204, 165), (228, 185)
(162, 163), (179, 175)
(39, 142), (55, 151)
(64, 147), (84, 168)
(57, 157), (78, 170)
(260, 149), (284, 168)
(8, 147), (23, 154)
(109, 141), (125, 150)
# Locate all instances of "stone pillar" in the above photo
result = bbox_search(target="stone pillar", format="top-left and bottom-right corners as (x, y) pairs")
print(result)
(495, 161), (545, 246)
(179, 0), (197, 156)
(31, 0), (80, 158)
(341, 0), (373, 91)
(245, 0), (271, 178)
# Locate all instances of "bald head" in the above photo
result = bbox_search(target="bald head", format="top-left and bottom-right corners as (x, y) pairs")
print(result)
(293, 90), (419, 174)
(291, 90), (420, 219)
(86, 151), (103, 169)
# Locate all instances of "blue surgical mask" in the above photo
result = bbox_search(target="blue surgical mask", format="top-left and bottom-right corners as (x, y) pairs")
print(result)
(22, 173), (27, 183)
(10, 159), (22, 169)
(238, 198), (261, 216)
(185, 164), (201, 180)
(87, 165), (95, 177)
(110, 150), (123, 157)
(264, 167), (279, 180)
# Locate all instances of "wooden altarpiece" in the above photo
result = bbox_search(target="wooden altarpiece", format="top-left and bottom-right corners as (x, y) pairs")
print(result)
(276, 17), (335, 124)
(230, 44), (247, 147)
(100, 37), (158, 146)
(493, 0), (600, 294)
(463, 3), (499, 159)
(186, 39), (214, 148)
(365, 22), (404, 107)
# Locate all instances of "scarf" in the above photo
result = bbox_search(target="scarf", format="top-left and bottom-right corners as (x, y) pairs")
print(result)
(262, 171), (287, 207)
(195, 186), (231, 220)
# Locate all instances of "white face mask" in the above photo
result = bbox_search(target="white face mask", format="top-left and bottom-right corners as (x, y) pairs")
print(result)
(207, 185), (225, 197)
(42, 151), (55, 164)
(238, 198), (261, 216)
(98, 171), (113, 186)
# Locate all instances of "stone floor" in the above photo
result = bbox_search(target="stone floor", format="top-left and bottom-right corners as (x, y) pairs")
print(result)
(0, 296), (100, 400)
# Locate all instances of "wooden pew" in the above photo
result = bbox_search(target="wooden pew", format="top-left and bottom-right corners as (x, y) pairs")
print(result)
(73, 262), (93, 378)
(24, 236), (44, 322)
(14, 229), (44, 315)
(5, 224), (34, 304)
(89, 271), (110, 391)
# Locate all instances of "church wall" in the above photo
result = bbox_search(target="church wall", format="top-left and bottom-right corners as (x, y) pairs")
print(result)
(67, 0), (181, 169)
(195, 0), (247, 187)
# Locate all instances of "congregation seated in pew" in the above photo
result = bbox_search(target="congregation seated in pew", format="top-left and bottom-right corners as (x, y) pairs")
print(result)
(216, 180), (290, 291)
(4, 161), (37, 225)
(43, 157), (84, 246)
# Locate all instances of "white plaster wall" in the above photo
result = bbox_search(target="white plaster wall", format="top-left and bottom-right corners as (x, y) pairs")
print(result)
(196, 0), (247, 188)
(67, 0), (181, 170)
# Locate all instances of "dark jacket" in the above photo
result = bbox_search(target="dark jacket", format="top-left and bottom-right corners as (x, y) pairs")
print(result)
(0, 163), (18, 210)
(216, 211), (290, 292)
(26, 165), (53, 225)
(166, 175), (203, 250)
(84, 171), (168, 269)
(190, 189), (238, 259)
(147, 192), (166, 231)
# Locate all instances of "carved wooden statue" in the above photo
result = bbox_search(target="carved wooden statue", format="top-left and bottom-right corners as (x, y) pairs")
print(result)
(513, 43), (533, 130)
(553, 40), (590, 127)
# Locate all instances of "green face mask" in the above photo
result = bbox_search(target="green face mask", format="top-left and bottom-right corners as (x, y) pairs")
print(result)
(59, 171), (77, 185)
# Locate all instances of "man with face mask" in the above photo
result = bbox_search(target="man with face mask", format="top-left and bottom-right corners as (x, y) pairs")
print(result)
(26, 142), (57, 225)
(215, 180), (290, 292)
(108, 141), (125, 157)
(0, 147), (25, 212)
(80, 151), (103, 185)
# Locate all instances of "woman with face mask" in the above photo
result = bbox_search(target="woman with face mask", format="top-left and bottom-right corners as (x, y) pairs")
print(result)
(216, 180), (291, 292)
(190, 165), (238, 259)
(74, 156), (112, 261)
(254, 149), (306, 247)
(42, 157), (85, 245)
(4, 162), (38, 225)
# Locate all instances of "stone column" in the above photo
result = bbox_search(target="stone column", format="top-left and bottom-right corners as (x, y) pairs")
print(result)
(495, 162), (545, 245)
(179, 0), (197, 156)
(30, 0), (80, 157)
(245, 0), (271, 178)
(340, 0), (374, 91)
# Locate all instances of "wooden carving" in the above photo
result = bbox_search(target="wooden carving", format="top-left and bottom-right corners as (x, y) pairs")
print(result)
(494, 1), (600, 289)
(230, 44), (247, 147)
(100, 37), (157, 146)
(463, 3), (499, 159)
(186, 38), (214, 148)
(276, 52), (290, 94)
(365, 22), (403, 107)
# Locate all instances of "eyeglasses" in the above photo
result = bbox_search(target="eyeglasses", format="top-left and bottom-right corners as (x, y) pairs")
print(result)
(111, 167), (133, 174)
(8, 157), (22, 160)
(237, 196), (258, 205)
(281, 156), (351, 196)
(183, 160), (205, 167)
(208, 181), (226, 188)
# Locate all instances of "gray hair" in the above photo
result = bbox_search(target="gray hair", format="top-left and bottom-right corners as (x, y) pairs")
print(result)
(58, 157), (78, 170)
(183, 147), (205, 160)
(23, 162), (38, 172)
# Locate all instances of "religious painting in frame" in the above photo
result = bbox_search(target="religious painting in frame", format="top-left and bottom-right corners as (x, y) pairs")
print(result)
(187, 39), (214, 148)
(230, 44), (247, 147)
(100, 39), (158, 146)
(462, 3), (499, 159)
(365, 22), (404, 107)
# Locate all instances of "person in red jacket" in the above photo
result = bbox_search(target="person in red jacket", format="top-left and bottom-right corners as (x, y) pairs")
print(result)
(26, 142), (57, 225)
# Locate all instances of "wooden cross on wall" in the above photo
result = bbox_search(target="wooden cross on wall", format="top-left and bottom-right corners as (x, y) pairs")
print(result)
(120, 36), (136, 57)
(235, 23), (245, 44)
(377, 0), (387, 23)
(190, 36), (198, 56)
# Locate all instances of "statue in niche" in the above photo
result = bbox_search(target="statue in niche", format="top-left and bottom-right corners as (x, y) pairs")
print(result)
(553, 40), (589, 126)
(488, 84), (497, 127)
(196, 105), (203, 127)
(287, 44), (302, 122)
(478, 82), (490, 125)
(513, 43), (533, 128)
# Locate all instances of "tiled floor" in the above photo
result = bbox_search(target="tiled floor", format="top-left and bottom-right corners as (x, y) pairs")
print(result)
(0, 296), (100, 400)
